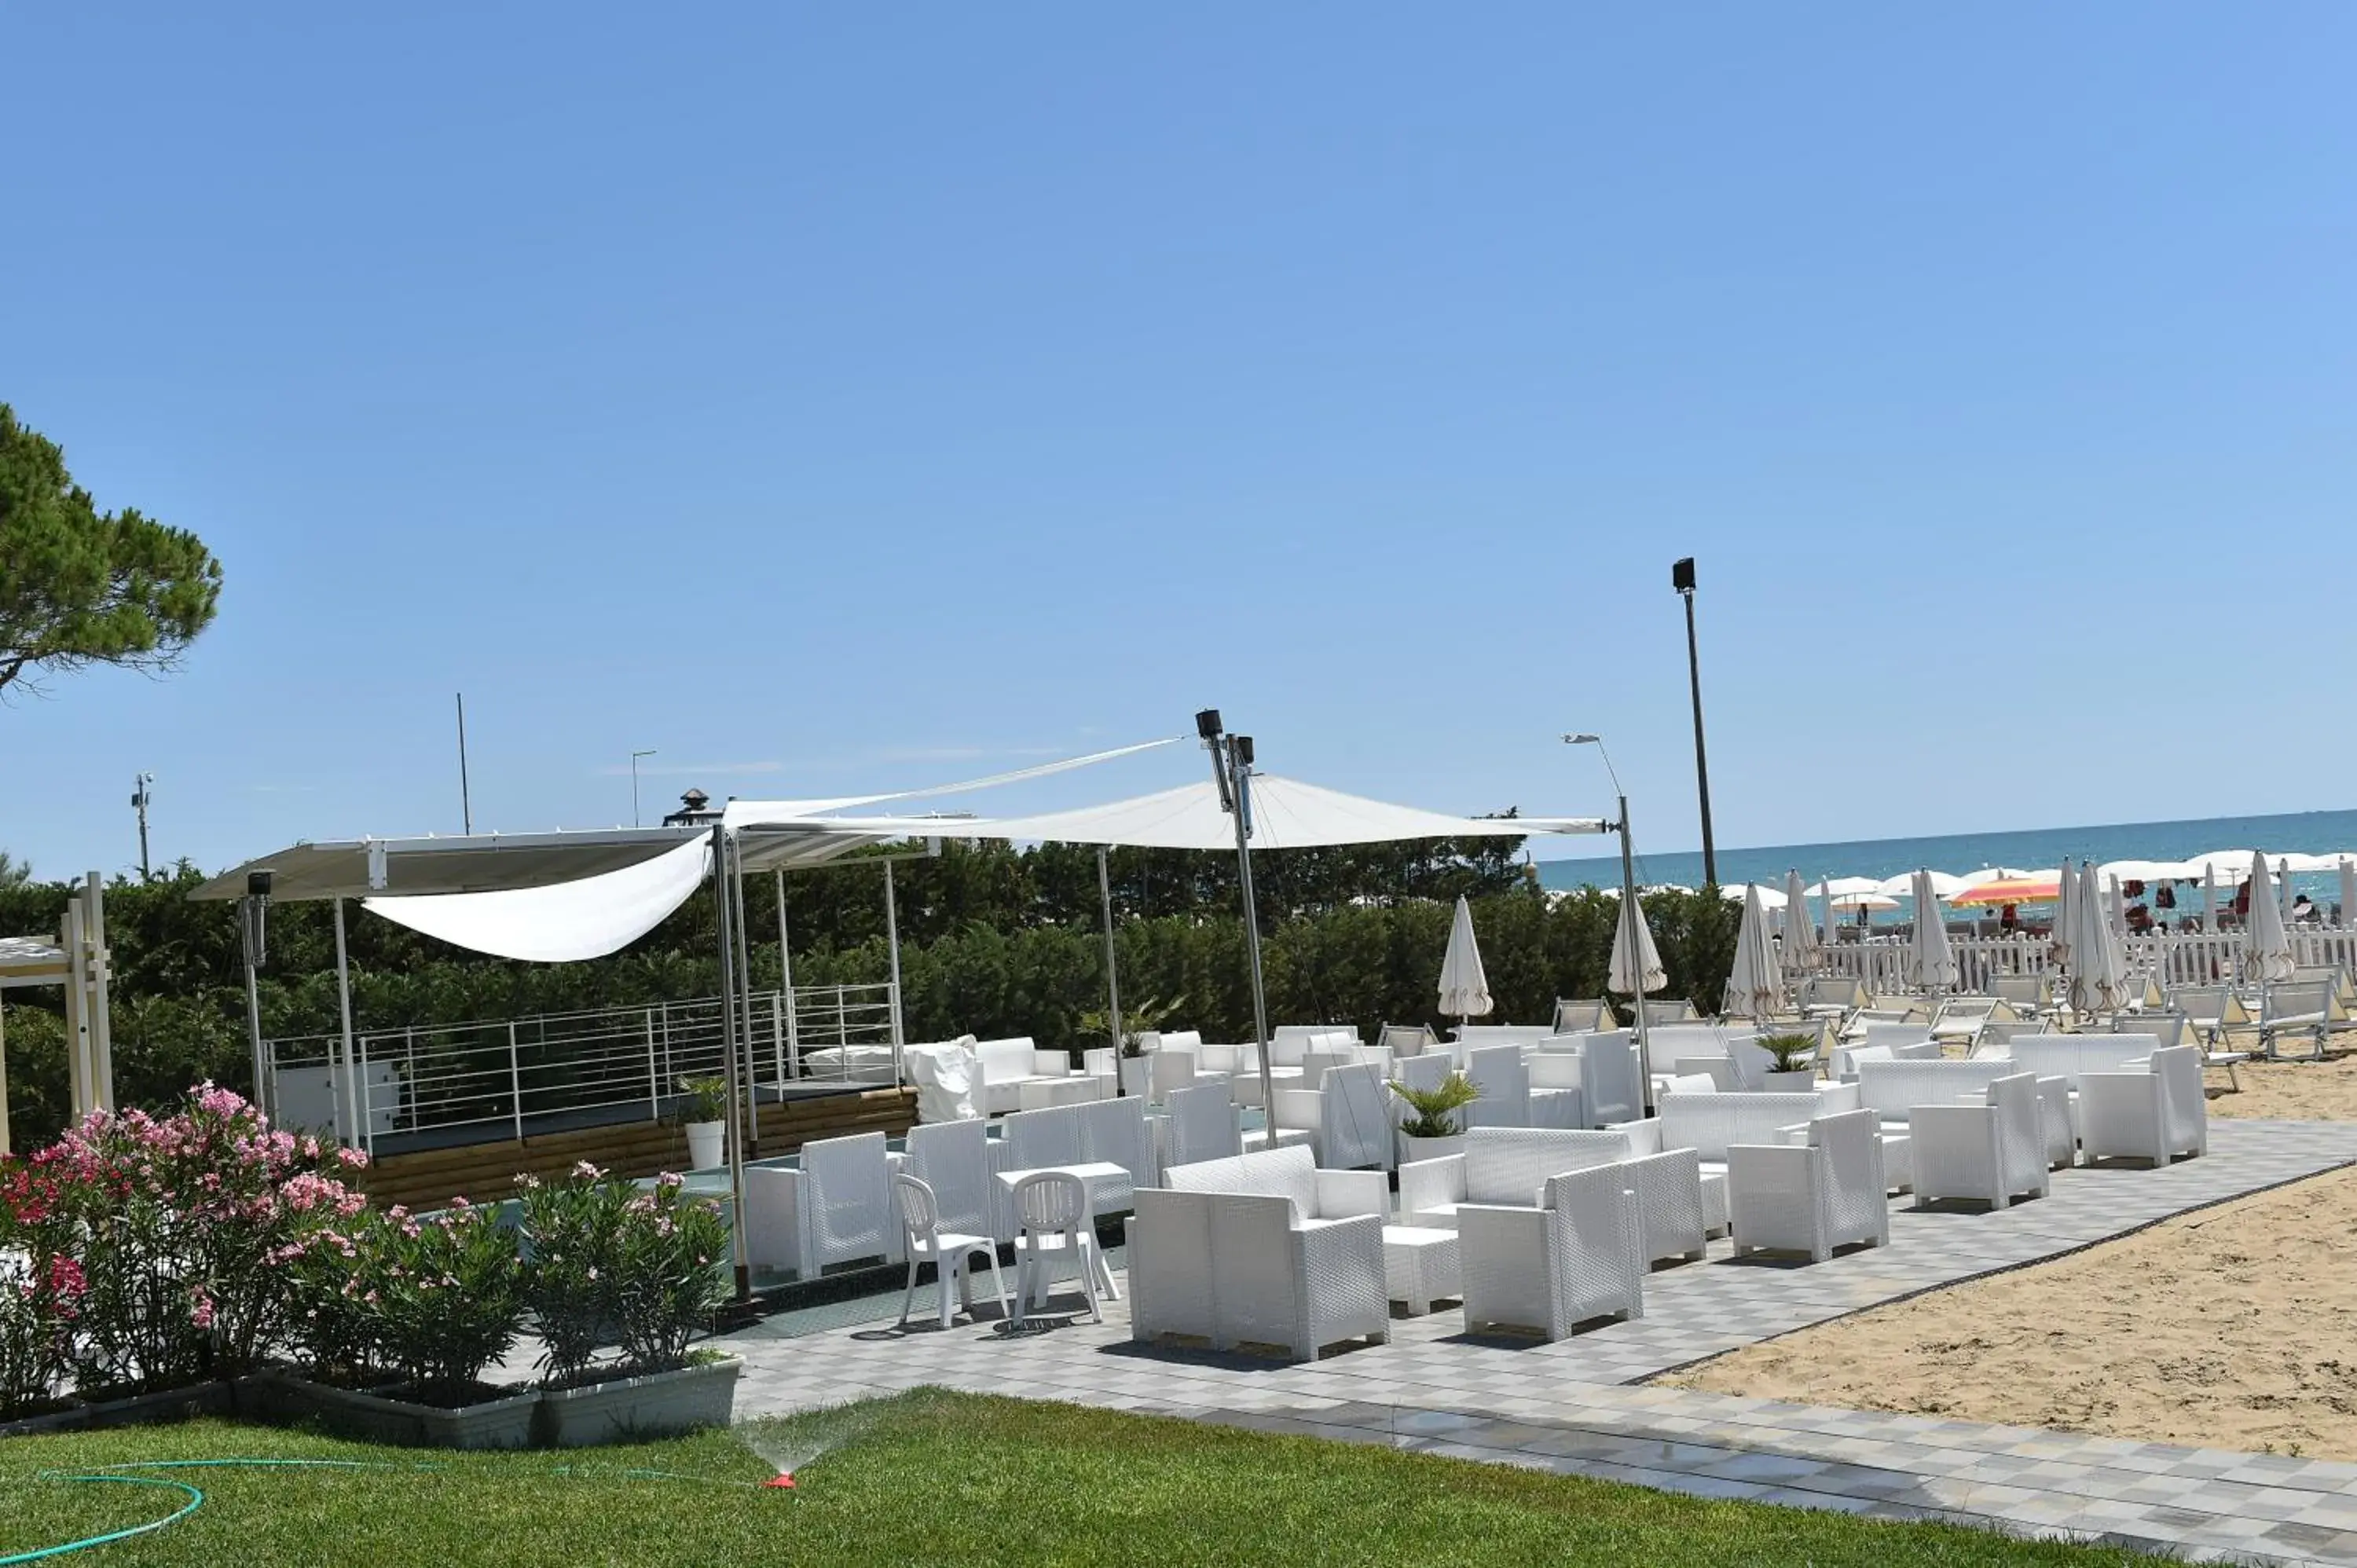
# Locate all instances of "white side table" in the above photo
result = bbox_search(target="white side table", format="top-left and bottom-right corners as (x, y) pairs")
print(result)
(1380, 1225), (1461, 1316)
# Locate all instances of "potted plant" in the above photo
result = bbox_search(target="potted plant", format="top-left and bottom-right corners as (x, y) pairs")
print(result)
(1757, 1032), (1820, 1092)
(1390, 1072), (1479, 1165)
(675, 1076), (728, 1169)
(1081, 995), (1182, 1097)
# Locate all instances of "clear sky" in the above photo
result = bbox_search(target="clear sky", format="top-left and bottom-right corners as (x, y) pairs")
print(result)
(5, 5), (2352, 881)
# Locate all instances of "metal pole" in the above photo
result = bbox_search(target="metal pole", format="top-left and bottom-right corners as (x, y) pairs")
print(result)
(1618, 795), (1651, 1101)
(775, 870), (800, 1081)
(1097, 844), (1125, 1095)
(1677, 581), (1717, 888)
(244, 959), (268, 1116)
(730, 834), (760, 1155)
(883, 859), (906, 1086)
(507, 1020), (523, 1142)
(332, 898), (360, 1146)
(0, 1001), (10, 1157)
(646, 1011), (660, 1122)
(133, 775), (153, 881)
(456, 693), (473, 835)
(1231, 748), (1274, 1117)
(84, 874), (114, 1112)
(713, 826), (750, 1299)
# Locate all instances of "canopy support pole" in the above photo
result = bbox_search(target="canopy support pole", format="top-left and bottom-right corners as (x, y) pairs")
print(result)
(883, 860), (905, 1086)
(0, 998), (11, 1156)
(1098, 845), (1124, 1094)
(83, 875), (114, 1113)
(1231, 761), (1274, 1118)
(63, 901), (91, 1119)
(243, 927), (268, 1117)
(714, 826), (750, 1300)
(775, 870), (799, 1082)
(332, 898), (360, 1145)
(731, 837), (759, 1156)
(1618, 796), (1649, 1105)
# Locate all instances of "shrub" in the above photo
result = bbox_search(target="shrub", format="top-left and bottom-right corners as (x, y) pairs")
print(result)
(0, 1250), (84, 1416)
(369, 1200), (523, 1394)
(1390, 1072), (1479, 1139)
(281, 1207), (394, 1384)
(517, 1163), (727, 1385)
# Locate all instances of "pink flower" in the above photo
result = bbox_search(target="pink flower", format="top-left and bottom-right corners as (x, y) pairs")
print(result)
(654, 1171), (684, 1189)
(191, 1294), (216, 1330)
(571, 1160), (603, 1181)
(337, 1147), (368, 1169)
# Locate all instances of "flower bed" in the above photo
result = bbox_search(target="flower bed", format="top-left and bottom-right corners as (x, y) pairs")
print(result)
(1, 1090), (735, 1446)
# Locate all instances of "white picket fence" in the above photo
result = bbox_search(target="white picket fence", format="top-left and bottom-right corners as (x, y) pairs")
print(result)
(1819, 928), (2357, 994)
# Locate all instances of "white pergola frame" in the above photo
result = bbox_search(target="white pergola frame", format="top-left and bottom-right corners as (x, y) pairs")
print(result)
(0, 874), (117, 1156)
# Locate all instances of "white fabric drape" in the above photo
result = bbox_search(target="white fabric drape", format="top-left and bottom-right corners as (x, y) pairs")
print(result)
(1437, 896), (1493, 1020)
(364, 836), (713, 963)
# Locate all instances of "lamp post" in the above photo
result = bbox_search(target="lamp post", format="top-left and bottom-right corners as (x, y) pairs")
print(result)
(1671, 558), (1717, 888)
(1563, 734), (1649, 1086)
(130, 774), (154, 881)
(1198, 709), (1274, 1116)
(631, 749), (658, 826)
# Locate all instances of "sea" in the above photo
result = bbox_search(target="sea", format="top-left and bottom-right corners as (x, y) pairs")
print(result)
(1535, 807), (2357, 918)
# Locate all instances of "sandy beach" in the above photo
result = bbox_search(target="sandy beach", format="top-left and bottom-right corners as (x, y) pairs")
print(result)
(1666, 1054), (2357, 1459)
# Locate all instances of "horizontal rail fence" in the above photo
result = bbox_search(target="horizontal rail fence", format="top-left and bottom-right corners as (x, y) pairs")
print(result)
(267, 983), (899, 1154)
(1815, 929), (2357, 998)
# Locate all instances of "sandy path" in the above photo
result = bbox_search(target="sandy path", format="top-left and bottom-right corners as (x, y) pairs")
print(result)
(1663, 1165), (2357, 1459)
(2209, 1045), (2357, 1121)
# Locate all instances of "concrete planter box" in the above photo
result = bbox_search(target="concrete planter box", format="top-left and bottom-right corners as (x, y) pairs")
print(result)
(1118, 1056), (1153, 1097)
(0, 1400), (93, 1438)
(1762, 1070), (1817, 1093)
(1398, 1133), (1466, 1167)
(533, 1357), (742, 1449)
(247, 1369), (541, 1450)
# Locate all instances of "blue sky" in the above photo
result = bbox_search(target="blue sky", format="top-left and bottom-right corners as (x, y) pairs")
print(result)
(5, 5), (2352, 881)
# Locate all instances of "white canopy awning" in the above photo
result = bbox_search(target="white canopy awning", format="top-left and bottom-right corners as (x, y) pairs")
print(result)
(900, 775), (1605, 852)
(363, 836), (714, 962)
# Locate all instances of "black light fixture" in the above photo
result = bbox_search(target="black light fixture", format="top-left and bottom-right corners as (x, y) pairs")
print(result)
(1671, 557), (1717, 888)
(663, 788), (719, 826)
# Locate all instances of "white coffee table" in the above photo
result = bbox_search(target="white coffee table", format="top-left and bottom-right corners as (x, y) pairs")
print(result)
(1380, 1224), (1461, 1316)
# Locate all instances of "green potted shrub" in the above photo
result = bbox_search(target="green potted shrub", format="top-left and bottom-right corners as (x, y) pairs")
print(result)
(675, 1075), (728, 1170)
(1390, 1072), (1480, 1164)
(1757, 1031), (1820, 1091)
(1081, 995), (1183, 1097)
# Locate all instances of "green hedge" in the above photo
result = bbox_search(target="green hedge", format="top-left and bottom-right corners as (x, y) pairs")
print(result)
(0, 848), (1739, 1150)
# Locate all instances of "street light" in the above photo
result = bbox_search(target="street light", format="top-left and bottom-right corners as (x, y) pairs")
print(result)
(1563, 733), (1651, 1076)
(130, 774), (154, 881)
(1197, 708), (1274, 1116)
(631, 749), (658, 826)
(1671, 557), (1717, 888)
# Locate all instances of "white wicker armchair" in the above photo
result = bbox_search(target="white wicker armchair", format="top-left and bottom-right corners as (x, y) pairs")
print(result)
(2078, 1045), (2207, 1166)
(1726, 1108), (1889, 1262)
(1398, 1127), (1631, 1227)
(1457, 1163), (1645, 1340)
(1908, 1072), (2049, 1210)
(741, 1130), (904, 1278)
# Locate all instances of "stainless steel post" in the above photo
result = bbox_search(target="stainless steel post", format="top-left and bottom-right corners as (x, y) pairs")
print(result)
(244, 952), (267, 1116)
(332, 898), (360, 1145)
(775, 870), (800, 1081)
(1618, 796), (1650, 1103)
(713, 825), (750, 1299)
(730, 834), (760, 1155)
(1232, 752), (1274, 1117)
(1097, 844), (1125, 1094)
(883, 859), (906, 1086)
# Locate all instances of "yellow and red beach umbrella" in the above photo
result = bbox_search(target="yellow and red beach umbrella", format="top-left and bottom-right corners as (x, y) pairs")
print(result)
(1950, 873), (2062, 907)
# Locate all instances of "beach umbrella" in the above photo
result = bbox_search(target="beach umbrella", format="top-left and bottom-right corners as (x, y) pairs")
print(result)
(1951, 871), (2062, 908)
(1782, 868), (1821, 972)
(2204, 863), (2219, 932)
(2279, 859), (2297, 926)
(2068, 862), (2128, 1015)
(2242, 852), (2294, 984)
(1719, 882), (1787, 910)
(1875, 870), (1968, 899)
(1437, 895), (1493, 1023)
(1608, 888), (1667, 996)
(2186, 850), (2260, 885)
(2107, 874), (2129, 945)
(2050, 861), (2079, 969)
(1959, 866), (2036, 888)
(1725, 883), (1784, 1019)
(2341, 858), (2356, 928)
(1908, 869), (1958, 992)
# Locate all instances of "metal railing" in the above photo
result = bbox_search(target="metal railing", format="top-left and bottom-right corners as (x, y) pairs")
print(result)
(265, 982), (900, 1155)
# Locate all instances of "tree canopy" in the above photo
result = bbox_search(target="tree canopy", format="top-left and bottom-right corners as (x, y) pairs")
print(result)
(0, 404), (222, 695)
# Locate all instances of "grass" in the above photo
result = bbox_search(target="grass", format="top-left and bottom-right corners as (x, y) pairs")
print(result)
(0, 1390), (2161, 1566)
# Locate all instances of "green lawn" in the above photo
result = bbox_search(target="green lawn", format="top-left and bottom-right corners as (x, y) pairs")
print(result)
(0, 1390), (2154, 1567)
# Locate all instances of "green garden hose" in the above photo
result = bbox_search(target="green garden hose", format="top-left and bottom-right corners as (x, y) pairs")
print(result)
(3, 1456), (772, 1564)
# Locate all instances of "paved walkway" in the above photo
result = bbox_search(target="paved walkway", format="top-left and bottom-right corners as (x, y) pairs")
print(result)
(717, 1119), (2357, 1565)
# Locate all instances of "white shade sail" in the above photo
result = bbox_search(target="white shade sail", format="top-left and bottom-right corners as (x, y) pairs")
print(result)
(914, 775), (1603, 852)
(1437, 896), (1494, 1019)
(2244, 851), (2294, 984)
(1608, 892), (1667, 996)
(1908, 869), (1958, 991)
(364, 836), (713, 962)
(1725, 884), (1784, 1018)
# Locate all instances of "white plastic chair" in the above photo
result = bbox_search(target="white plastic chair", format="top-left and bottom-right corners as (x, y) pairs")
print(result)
(1008, 1170), (1112, 1326)
(2079, 1045), (2208, 1166)
(1726, 1108), (1889, 1262)
(1908, 1072), (2048, 1210)
(1457, 1162), (1646, 1340)
(1378, 1022), (1437, 1057)
(892, 1172), (1008, 1328)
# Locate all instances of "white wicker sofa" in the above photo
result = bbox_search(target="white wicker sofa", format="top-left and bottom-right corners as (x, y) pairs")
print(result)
(1129, 1146), (1390, 1361)
(973, 1036), (1085, 1116)
(1398, 1127), (1715, 1267)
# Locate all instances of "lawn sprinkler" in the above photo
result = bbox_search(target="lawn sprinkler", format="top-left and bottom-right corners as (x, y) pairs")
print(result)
(762, 1472), (797, 1491)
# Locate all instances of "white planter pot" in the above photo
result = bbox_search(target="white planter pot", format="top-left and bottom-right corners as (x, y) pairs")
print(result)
(1118, 1056), (1153, 1097)
(1399, 1133), (1466, 1166)
(535, 1357), (742, 1449)
(247, 1370), (540, 1450)
(1762, 1070), (1816, 1093)
(684, 1121), (726, 1170)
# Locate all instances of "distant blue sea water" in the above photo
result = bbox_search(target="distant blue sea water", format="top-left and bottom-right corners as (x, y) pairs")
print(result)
(1536, 808), (2357, 916)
